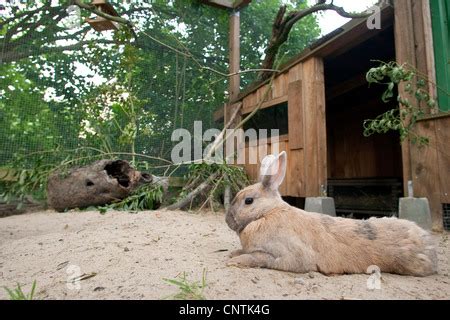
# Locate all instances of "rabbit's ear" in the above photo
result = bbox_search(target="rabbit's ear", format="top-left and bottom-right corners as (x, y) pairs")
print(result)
(260, 151), (287, 191)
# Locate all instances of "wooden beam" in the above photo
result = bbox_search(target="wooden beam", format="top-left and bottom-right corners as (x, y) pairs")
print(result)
(326, 74), (367, 101)
(302, 57), (327, 196)
(202, 0), (234, 8)
(410, 119), (443, 231)
(395, 0), (444, 230)
(223, 9), (242, 174)
(241, 94), (288, 115)
(394, 0), (415, 197)
(288, 80), (304, 150)
(233, 0), (252, 10)
(229, 10), (240, 102)
(436, 117), (450, 204)
(201, 0), (251, 10)
(94, 0), (119, 15)
(413, 0), (438, 112)
(223, 10), (241, 126)
(317, 8), (394, 60)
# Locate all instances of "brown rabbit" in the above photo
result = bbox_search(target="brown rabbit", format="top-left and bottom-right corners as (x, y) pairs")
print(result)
(225, 152), (437, 276)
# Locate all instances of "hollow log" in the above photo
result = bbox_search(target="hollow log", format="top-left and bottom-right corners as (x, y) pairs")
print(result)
(47, 159), (153, 212)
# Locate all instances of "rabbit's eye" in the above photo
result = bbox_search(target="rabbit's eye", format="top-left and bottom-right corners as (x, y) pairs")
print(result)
(245, 197), (254, 205)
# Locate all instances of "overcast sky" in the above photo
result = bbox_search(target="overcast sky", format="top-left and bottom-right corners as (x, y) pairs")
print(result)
(306, 0), (379, 35)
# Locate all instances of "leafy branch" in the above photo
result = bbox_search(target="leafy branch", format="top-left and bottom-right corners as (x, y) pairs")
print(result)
(170, 162), (249, 212)
(364, 61), (447, 145)
(98, 183), (164, 213)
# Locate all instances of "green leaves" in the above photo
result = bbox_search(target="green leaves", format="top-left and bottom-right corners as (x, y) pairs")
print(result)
(176, 161), (249, 211)
(364, 61), (439, 146)
(186, 162), (248, 193)
(240, 0), (320, 85)
(381, 82), (395, 103)
(363, 109), (406, 139)
(98, 183), (164, 213)
(0, 156), (49, 206)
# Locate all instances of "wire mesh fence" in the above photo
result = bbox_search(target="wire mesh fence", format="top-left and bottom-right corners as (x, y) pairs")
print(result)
(0, 0), (319, 183)
(0, 2), (230, 175)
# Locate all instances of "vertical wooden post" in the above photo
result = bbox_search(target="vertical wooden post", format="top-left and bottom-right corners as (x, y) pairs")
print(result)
(394, 0), (439, 195)
(415, 0), (437, 105)
(226, 8), (241, 153)
(224, 9), (241, 210)
(394, 0), (415, 196)
(302, 57), (327, 197)
(229, 10), (240, 102)
(394, 0), (444, 230)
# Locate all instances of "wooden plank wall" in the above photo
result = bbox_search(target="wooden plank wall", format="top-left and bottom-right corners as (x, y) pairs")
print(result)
(303, 58), (327, 197)
(327, 100), (403, 179)
(410, 116), (450, 230)
(240, 57), (327, 198)
(243, 137), (299, 196)
(394, 0), (446, 230)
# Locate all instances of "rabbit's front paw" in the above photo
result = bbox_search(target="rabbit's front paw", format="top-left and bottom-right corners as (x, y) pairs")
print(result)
(226, 255), (252, 268)
(229, 249), (245, 258)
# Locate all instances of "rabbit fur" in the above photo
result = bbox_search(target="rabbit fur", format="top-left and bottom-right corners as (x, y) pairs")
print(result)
(225, 152), (437, 276)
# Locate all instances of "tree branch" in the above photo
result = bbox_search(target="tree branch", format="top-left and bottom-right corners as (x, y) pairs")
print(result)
(259, 2), (372, 80)
(71, 0), (139, 39)
(204, 102), (242, 161)
(72, 0), (132, 27)
(165, 171), (220, 210)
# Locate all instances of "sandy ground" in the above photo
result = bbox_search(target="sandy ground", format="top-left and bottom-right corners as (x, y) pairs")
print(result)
(0, 209), (449, 300)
